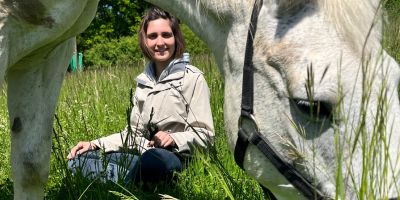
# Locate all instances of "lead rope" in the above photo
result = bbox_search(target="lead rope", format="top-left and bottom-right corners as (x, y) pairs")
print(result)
(234, 0), (329, 199)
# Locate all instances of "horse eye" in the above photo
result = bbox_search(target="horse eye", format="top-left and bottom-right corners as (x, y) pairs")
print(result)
(293, 99), (332, 121)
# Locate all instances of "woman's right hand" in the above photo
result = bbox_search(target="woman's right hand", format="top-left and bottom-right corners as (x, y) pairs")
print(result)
(67, 141), (98, 160)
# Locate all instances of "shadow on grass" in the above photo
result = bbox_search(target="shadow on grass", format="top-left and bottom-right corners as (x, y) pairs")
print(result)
(0, 178), (13, 200)
(0, 174), (182, 199)
(45, 173), (179, 200)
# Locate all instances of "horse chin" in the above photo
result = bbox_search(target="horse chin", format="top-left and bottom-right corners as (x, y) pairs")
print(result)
(244, 145), (309, 200)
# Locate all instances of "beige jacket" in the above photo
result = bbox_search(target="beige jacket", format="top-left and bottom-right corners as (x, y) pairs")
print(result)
(92, 59), (214, 157)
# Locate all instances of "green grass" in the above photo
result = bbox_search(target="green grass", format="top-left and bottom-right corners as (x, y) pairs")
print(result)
(0, 3), (398, 199)
(384, 1), (400, 62)
(0, 55), (263, 199)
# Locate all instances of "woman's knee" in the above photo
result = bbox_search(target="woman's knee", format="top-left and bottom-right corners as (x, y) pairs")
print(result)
(136, 148), (182, 182)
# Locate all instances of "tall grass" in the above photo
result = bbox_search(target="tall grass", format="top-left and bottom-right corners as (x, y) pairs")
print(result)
(0, 55), (263, 199)
(0, 84), (11, 197)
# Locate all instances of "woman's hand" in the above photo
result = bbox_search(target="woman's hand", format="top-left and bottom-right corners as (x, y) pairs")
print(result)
(148, 131), (175, 148)
(67, 141), (98, 159)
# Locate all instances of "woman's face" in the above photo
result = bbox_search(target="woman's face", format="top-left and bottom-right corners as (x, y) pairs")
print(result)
(145, 18), (176, 68)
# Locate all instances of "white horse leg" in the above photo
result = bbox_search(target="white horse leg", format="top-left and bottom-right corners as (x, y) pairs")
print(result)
(7, 38), (74, 199)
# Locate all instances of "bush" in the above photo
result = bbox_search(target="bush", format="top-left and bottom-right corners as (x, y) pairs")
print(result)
(181, 24), (211, 55)
(83, 24), (210, 68)
(84, 36), (144, 68)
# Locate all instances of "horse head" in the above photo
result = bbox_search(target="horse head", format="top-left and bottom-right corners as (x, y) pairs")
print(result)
(147, 0), (400, 199)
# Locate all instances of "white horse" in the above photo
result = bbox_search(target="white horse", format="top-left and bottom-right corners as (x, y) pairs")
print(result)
(147, 0), (400, 199)
(0, 0), (98, 199)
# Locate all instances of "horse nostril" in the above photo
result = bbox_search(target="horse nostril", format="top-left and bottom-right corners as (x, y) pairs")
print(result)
(11, 117), (22, 133)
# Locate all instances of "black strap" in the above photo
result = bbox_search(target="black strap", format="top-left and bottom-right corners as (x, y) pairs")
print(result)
(234, 0), (263, 171)
(250, 132), (327, 199)
(241, 0), (262, 114)
(234, 126), (251, 169)
(234, 0), (329, 199)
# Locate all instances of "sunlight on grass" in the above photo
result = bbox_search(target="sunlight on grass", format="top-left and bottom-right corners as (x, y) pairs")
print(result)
(0, 55), (263, 199)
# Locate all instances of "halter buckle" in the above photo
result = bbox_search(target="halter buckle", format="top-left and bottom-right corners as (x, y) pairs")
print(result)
(238, 110), (260, 134)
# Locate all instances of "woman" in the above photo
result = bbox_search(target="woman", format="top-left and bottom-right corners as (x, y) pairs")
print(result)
(67, 7), (214, 184)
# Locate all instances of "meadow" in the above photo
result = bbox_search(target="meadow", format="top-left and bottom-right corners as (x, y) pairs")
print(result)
(0, 55), (263, 199)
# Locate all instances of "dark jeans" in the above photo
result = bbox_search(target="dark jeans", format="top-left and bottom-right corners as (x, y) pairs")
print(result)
(68, 148), (183, 184)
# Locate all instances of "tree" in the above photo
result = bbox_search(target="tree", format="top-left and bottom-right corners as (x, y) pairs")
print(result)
(77, 0), (150, 51)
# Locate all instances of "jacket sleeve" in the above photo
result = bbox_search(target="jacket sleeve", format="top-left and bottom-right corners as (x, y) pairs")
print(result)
(169, 74), (215, 155)
(91, 95), (153, 154)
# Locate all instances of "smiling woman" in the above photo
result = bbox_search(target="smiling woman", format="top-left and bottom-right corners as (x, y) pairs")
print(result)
(144, 19), (176, 75)
(138, 7), (185, 78)
(67, 7), (214, 185)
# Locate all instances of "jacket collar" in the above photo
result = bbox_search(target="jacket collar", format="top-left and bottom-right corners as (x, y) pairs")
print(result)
(136, 59), (186, 88)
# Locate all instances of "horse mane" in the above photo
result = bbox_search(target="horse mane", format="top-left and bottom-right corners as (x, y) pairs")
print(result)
(203, 0), (383, 54)
(319, 0), (383, 54)
(277, 0), (383, 54)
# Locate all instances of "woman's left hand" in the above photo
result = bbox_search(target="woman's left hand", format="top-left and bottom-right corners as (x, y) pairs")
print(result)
(148, 131), (175, 148)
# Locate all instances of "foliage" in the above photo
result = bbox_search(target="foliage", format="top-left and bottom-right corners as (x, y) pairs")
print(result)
(384, 0), (400, 62)
(77, 0), (150, 51)
(385, 0), (400, 11)
(181, 24), (211, 56)
(84, 36), (145, 68)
